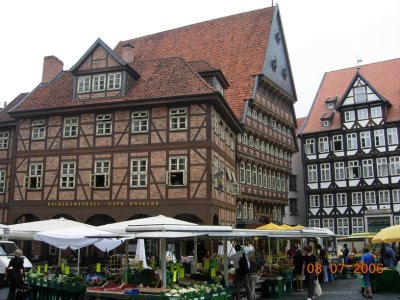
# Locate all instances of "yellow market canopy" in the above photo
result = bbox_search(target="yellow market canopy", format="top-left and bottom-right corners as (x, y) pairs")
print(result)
(257, 223), (283, 230)
(372, 225), (400, 244)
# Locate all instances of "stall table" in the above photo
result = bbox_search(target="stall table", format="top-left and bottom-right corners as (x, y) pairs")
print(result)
(374, 269), (399, 293)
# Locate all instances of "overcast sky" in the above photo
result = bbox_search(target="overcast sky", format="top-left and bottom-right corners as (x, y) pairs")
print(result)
(1, 0), (399, 118)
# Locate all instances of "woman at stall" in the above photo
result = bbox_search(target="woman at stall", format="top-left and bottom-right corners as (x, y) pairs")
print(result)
(6, 249), (25, 300)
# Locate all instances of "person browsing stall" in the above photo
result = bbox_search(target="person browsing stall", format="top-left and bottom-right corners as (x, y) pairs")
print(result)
(361, 246), (374, 299)
(6, 249), (25, 300)
(230, 244), (252, 300)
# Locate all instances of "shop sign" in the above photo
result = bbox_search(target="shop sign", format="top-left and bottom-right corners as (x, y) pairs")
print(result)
(47, 201), (160, 207)
(364, 208), (391, 215)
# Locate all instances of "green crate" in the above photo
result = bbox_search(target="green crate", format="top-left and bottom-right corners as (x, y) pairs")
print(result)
(284, 279), (293, 296)
(264, 277), (284, 298)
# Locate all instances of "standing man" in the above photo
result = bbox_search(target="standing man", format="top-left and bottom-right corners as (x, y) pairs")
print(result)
(6, 249), (25, 300)
(341, 244), (349, 263)
(303, 246), (317, 300)
(230, 244), (252, 300)
(316, 244), (329, 283)
(361, 246), (374, 299)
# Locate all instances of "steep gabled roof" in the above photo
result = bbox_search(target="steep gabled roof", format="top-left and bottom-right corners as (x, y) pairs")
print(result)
(115, 7), (276, 119)
(302, 58), (400, 134)
(0, 93), (28, 124)
(10, 57), (218, 113)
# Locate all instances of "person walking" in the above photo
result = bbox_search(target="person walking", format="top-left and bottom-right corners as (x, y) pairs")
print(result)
(316, 244), (329, 283)
(230, 244), (252, 300)
(293, 248), (304, 292)
(6, 249), (25, 300)
(341, 244), (349, 263)
(303, 246), (317, 300)
(383, 244), (396, 267)
(361, 246), (375, 299)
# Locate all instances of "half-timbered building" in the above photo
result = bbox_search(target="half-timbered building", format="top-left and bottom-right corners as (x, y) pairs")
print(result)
(3, 5), (297, 228)
(300, 58), (400, 234)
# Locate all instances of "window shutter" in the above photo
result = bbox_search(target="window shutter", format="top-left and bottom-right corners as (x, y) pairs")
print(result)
(90, 174), (95, 187)
(24, 176), (30, 189)
(183, 171), (187, 185)
(104, 174), (109, 187)
(165, 171), (170, 185)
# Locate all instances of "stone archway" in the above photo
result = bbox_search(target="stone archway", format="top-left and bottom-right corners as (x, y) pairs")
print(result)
(51, 214), (75, 220)
(85, 214), (115, 226)
(212, 215), (219, 225)
(127, 214), (151, 221)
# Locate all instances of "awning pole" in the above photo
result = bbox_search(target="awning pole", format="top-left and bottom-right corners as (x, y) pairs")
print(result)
(124, 240), (129, 283)
(77, 249), (80, 275)
(194, 236), (198, 272)
(161, 238), (167, 288)
(223, 237), (228, 287)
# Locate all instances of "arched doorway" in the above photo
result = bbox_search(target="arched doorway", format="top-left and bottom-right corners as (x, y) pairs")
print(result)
(174, 214), (203, 225)
(85, 214), (115, 226)
(51, 214), (75, 220)
(212, 215), (219, 225)
(127, 214), (150, 220)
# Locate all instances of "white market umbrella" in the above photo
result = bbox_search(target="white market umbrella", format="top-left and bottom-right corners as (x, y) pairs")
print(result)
(8, 218), (93, 240)
(33, 226), (122, 251)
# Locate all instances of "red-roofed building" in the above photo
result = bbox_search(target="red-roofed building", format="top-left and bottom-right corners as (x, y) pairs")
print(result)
(300, 58), (400, 234)
(1, 5), (297, 238)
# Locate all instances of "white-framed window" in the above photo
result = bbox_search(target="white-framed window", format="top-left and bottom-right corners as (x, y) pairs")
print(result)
(91, 160), (110, 188)
(371, 106), (382, 118)
(170, 108), (187, 130)
(337, 218), (349, 235)
(374, 129), (385, 147)
(236, 202), (242, 218)
(352, 217), (364, 234)
(390, 156), (400, 175)
(247, 107), (252, 116)
(394, 216), (400, 226)
(264, 115), (268, 125)
(377, 157), (388, 177)
(252, 165), (257, 186)
(267, 170), (272, 189)
(258, 167), (262, 188)
(60, 162), (76, 189)
(365, 191), (376, 205)
(322, 120), (330, 127)
(243, 133), (248, 145)
(272, 171), (276, 190)
(240, 162), (245, 184)
(219, 121), (225, 141)
(309, 219), (320, 228)
(360, 131), (371, 148)
(107, 72), (122, 90)
(323, 218), (334, 232)
(362, 159), (374, 178)
(357, 108), (368, 120)
(96, 114), (112, 135)
(354, 86), (367, 103)
(167, 157), (187, 186)
(131, 159), (148, 187)
(346, 133), (357, 150)
(260, 141), (265, 152)
(307, 165), (318, 183)
(0, 170), (5, 193)
(318, 137), (329, 153)
(248, 136), (254, 147)
(248, 203), (254, 219)
(132, 111), (149, 133)
(344, 110), (355, 122)
(334, 162), (345, 180)
(263, 169), (267, 188)
(346, 160), (361, 179)
(0, 132), (9, 149)
(352, 192), (363, 205)
(246, 164), (251, 185)
(336, 193), (347, 206)
(77, 75), (91, 93)
(310, 195), (320, 207)
(31, 120), (46, 140)
(305, 139), (315, 155)
(320, 163), (331, 181)
(276, 173), (281, 191)
(92, 74), (106, 92)
(392, 190), (400, 203)
(252, 110), (257, 119)
(25, 163), (43, 189)
(387, 128), (398, 145)
(323, 194), (333, 207)
(63, 117), (79, 138)
(243, 203), (248, 219)
(237, 134), (242, 143)
(255, 138), (260, 150)
(332, 135), (343, 151)
(378, 190), (390, 204)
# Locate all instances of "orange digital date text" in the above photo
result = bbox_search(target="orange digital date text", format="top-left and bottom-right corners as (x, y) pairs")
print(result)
(306, 262), (383, 274)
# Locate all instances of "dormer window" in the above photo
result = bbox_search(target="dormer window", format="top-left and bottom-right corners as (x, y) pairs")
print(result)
(322, 120), (331, 127)
(271, 58), (277, 72)
(275, 32), (281, 44)
(354, 86), (367, 103)
(77, 72), (122, 94)
(326, 102), (335, 110)
(214, 79), (224, 95)
(77, 76), (91, 93)
(92, 74), (106, 92)
(108, 73), (122, 90)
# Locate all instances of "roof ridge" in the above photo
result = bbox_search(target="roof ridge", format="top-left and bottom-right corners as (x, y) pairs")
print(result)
(117, 7), (274, 47)
(325, 57), (400, 75)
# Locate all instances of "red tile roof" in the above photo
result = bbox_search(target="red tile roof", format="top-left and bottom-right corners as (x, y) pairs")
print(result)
(302, 58), (400, 134)
(115, 7), (275, 120)
(11, 57), (217, 113)
(296, 117), (307, 135)
(0, 93), (28, 124)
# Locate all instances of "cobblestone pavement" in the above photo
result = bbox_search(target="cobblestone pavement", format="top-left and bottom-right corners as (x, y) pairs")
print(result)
(267, 277), (399, 300)
(0, 278), (399, 299)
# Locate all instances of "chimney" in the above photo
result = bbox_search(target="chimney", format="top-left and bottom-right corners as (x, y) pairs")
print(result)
(42, 55), (63, 84)
(3, 102), (7, 108)
(121, 43), (134, 63)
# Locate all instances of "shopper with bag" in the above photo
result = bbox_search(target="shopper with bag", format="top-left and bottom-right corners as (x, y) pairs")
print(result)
(6, 249), (25, 300)
(303, 246), (319, 300)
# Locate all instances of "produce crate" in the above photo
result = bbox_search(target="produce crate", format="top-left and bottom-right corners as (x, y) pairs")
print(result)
(284, 279), (293, 296)
(263, 276), (284, 298)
